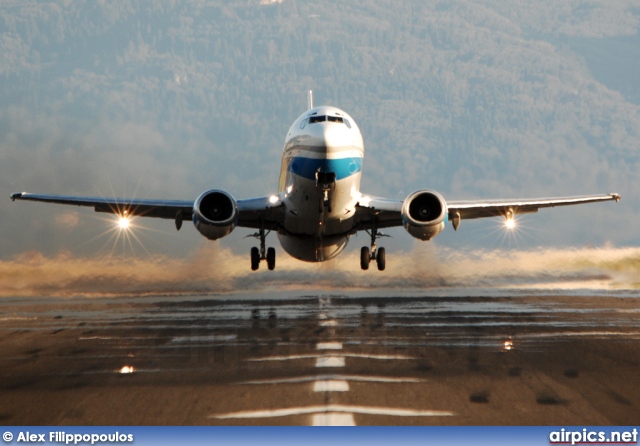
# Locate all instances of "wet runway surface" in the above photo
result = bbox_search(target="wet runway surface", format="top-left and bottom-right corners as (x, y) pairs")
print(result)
(1, 290), (639, 425)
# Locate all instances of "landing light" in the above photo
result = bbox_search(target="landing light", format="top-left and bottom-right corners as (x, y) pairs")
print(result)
(118, 216), (131, 230)
(269, 195), (279, 204)
(505, 218), (516, 230)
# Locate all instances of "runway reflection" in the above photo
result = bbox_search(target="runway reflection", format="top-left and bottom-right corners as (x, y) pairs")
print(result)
(0, 291), (639, 425)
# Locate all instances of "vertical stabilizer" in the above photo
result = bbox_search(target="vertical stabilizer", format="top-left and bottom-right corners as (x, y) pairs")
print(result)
(308, 90), (313, 110)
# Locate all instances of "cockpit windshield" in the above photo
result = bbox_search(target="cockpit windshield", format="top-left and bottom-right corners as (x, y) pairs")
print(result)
(308, 115), (345, 124)
(300, 113), (352, 129)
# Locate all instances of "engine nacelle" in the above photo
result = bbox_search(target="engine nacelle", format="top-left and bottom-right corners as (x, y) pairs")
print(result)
(401, 190), (448, 240)
(193, 190), (238, 240)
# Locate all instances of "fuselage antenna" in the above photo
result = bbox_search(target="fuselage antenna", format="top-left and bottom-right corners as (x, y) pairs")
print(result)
(308, 90), (313, 110)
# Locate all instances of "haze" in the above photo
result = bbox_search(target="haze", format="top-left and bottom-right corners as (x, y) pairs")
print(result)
(1, 1), (638, 277)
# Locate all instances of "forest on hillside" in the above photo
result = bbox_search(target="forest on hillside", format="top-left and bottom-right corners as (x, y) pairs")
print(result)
(1, 0), (639, 255)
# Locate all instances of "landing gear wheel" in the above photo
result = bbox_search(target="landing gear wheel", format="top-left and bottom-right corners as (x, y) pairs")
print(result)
(376, 247), (386, 271)
(360, 246), (370, 270)
(267, 247), (276, 271)
(251, 247), (260, 271)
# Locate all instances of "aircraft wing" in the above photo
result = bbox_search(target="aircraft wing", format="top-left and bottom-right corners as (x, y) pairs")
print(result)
(447, 193), (621, 220)
(234, 196), (286, 230)
(354, 193), (621, 229)
(10, 192), (285, 229)
(10, 192), (194, 220)
(353, 196), (404, 230)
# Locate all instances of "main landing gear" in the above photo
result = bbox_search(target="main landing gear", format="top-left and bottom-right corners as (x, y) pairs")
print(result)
(249, 225), (276, 271)
(360, 221), (388, 271)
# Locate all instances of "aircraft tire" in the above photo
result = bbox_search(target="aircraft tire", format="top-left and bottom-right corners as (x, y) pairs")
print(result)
(376, 247), (386, 271)
(267, 247), (276, 271)
(251, 247), (260, 271)
(360, 246), (370, 270)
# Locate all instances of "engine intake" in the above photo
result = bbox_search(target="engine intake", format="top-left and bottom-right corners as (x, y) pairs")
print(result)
(401, 190), (448, 240)
(193, 190), (238, 240)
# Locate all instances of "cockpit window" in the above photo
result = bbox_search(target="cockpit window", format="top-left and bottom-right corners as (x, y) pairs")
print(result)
(308, 115), (346, 125)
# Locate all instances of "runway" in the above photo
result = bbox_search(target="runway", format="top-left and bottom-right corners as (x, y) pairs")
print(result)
(1, 290), (639, 425)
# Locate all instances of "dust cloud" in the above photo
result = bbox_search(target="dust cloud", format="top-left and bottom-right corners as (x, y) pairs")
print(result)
(1, 244), (638, 297)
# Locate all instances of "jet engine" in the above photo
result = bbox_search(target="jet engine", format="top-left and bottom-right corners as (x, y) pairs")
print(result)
(193, 190), (238, 240)
(401, 190), (448, 240)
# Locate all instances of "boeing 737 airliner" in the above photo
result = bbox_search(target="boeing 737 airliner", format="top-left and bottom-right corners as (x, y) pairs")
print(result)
(11, 93), (620, 271)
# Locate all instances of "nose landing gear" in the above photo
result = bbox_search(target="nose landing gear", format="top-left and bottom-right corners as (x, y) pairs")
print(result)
(316, 171), (336, 214)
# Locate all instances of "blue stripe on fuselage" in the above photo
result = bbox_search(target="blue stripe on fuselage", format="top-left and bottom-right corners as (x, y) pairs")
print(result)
(288, 157), (362, 181)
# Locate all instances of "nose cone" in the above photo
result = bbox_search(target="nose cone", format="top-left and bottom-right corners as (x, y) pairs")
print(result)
(318, 122), (359, 153)
(285, 106), (364, 154)
(309, 121), (364, 155)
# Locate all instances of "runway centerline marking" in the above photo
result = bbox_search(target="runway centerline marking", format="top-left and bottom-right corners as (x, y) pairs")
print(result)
(319, 320), (338, 327)
(313, 380), (349, 392)
(210, 404), (454, 419)
(316, 356), (345, 368)
(316, 342), (343, 350)
(312, 412), (355, 426)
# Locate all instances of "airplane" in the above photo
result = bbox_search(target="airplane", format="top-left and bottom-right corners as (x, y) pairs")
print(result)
(11, 92), (621, 271)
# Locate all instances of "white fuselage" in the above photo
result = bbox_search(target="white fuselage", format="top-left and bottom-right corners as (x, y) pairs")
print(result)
(277, 106), (364, 262)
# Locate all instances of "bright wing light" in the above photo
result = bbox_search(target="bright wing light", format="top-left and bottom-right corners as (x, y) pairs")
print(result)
(85, 199), (153, 256)
(107, 211), (152, 256)
(118, 216), (131, 230)
(505, 218), (516, 230)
